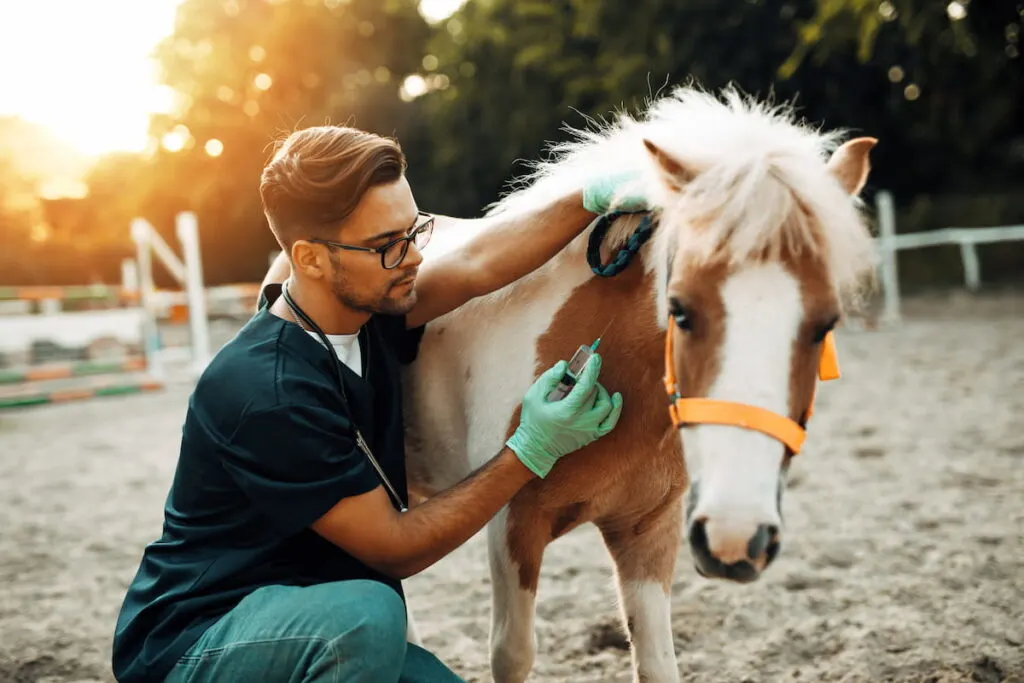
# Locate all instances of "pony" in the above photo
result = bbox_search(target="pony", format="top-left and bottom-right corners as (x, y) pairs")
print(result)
(402, 85), (879, 683)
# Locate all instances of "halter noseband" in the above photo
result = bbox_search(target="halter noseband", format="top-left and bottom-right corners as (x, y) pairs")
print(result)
(662, 323), (841, 454)
(584, 209), (841, 456)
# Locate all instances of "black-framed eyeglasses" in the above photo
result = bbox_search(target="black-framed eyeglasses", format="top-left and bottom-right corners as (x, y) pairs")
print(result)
(309, 212), (434, 270)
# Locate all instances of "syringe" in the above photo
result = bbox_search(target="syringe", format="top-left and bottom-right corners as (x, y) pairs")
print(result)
(546, 338), (602, 402)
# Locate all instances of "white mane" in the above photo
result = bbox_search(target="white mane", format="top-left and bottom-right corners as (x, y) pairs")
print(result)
(488, 85), (878, 303)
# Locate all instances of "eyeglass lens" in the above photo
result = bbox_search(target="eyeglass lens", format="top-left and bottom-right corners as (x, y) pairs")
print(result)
(382, 218), (433, 268)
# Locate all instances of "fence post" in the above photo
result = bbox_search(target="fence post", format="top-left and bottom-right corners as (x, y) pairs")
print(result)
(131, 218), (164, 379)
(121, 258), (138, 295)
(959, 238), (982, 292)
(176, 212), (212, 373)
(875, 190), (901, 324)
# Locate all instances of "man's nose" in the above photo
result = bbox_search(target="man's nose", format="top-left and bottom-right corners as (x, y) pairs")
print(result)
(403, 240), (424, 269)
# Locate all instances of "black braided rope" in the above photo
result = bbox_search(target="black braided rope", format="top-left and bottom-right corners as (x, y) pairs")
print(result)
(586, 211), (655, 278)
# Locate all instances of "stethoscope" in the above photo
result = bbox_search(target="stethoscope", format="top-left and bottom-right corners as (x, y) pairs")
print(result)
(281, 279), (408, 512)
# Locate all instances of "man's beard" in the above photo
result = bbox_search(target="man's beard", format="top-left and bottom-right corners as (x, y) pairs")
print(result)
(329, 271), (417, 317)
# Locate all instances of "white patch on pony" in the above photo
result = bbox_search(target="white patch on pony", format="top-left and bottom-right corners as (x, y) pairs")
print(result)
(683, 262), (799, 558)
(487, 506), (538, 683)
(403, 223), (595, 493)
(619, 580), (679, 683)
(401, 190), (628, 683)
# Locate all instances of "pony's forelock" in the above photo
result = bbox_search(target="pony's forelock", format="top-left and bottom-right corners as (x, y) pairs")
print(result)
(489, 84), (878, 308)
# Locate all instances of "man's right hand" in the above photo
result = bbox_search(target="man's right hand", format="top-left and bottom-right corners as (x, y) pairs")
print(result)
(311, 352), (622, 580)
(506, 354), (624, 478)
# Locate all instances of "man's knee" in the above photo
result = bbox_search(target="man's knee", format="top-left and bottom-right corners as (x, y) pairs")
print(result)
(164, 581), (410, 683)
(333, 580), (407, 648)
(312, 580), (408, 680)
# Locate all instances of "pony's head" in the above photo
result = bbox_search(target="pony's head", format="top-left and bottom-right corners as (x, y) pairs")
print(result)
(492, 85), (878, 583)
(634, 89), (878, 582)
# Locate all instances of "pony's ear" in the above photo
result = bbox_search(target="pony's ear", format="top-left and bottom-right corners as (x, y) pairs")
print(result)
(827, 137), (877, 196)
(643, 138), (695, 192)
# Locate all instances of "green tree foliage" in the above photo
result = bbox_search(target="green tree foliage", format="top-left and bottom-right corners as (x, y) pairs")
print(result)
(146, 0), (431, 282)
(414, 0), (834, 215)
(414, 0), (1022, 216)
(785, 0), (1023, 194)
(0, 156), (43, 282)
(4, 0), (1020, 287)
(0, 118), (74, 284)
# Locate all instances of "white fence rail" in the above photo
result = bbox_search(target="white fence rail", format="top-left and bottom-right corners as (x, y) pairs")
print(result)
(874, 190), (1024, 323)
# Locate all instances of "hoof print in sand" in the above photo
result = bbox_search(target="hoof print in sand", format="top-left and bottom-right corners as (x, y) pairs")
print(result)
(586, 621), (630, 653)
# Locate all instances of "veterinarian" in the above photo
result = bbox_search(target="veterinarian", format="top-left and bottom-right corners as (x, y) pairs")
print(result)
(112, 125), (645, 683)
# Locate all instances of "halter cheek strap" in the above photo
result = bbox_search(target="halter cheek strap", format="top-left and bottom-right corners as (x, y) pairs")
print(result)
(582, 210), (841, 455)
(663, 322), (841, 454)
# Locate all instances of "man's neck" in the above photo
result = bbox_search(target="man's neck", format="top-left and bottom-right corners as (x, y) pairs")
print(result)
(274, 278), (369, 335)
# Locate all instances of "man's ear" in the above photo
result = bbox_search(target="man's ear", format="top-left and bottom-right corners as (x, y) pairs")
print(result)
(291, 240), (327, 280)
(826, 137), (877, 196)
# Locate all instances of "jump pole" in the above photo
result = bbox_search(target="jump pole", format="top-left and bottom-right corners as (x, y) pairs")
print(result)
(130, 212), (212, 379)
(177, 212), (212, 375)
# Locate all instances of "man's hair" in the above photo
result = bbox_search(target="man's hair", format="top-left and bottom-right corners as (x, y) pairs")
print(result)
(260, 125), (407, 249)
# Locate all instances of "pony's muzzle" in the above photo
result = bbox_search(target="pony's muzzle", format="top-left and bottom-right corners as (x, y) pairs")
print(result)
(688, 517), (780, 583)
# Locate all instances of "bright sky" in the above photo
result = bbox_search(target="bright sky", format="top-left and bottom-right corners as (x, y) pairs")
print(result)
(0, 0), (465, 159)
(0, 0), (182, 158)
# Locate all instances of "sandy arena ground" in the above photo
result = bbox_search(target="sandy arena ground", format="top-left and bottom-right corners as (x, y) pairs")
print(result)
(1, 291), (1022, 683)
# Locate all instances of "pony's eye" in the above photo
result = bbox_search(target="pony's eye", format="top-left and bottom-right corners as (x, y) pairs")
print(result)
(669, 298), (693, 331)
(812, 316), (839, 343)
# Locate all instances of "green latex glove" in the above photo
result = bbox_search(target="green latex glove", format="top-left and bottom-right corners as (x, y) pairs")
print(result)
(582, 170), (649, 214)
(506, 353), (624, 478)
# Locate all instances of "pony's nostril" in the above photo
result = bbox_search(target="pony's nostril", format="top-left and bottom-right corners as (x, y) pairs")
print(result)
(747, 523), (778, 562)
(689, 517), (711, 561)
(766, 536), (781, 565)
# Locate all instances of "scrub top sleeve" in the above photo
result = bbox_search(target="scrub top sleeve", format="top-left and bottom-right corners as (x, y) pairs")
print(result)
(221, 403), (381, 537)
(374, 314), (425, 365)
(257, 282), (282, 311)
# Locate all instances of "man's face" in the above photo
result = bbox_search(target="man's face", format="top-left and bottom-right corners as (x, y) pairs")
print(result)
(322, 176), (425, 316)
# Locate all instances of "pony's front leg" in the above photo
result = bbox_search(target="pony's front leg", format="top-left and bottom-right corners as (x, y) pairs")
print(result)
(487, 505), (545, 683)
(406, 603), (423, 646)
(599, 499), (683, 683)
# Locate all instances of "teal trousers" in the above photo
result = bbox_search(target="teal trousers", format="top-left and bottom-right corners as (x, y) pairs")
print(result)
(163, 580), (464, 683)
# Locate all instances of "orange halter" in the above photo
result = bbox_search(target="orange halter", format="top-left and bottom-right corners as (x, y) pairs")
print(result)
(662, 321), (841, 454)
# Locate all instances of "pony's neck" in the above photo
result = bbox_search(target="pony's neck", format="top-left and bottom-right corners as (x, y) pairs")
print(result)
(541, 225), (665, 336)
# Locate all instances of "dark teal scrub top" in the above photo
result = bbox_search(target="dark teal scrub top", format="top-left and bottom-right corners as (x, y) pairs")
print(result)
(111, 284), (424, 682)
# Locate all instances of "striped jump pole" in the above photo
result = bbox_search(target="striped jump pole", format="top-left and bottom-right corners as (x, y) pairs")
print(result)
(0, 211), (263, 410)
(0, 303), (163, 410)
(0, 357), (147, 385)
(0, 284), (138, 303)
(0, 374), (163, 410)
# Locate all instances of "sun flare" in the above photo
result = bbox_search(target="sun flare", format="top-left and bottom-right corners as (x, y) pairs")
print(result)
(418, 0), (466, 23)
(0, 0), (466, 161)
(0, 0), (183, 158)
